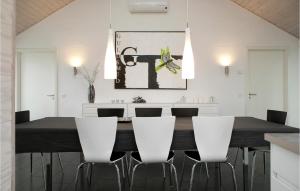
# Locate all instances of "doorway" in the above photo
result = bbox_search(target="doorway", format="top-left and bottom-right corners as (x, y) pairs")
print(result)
(246, 49), (287, 120)
(16, 49), (58, 120)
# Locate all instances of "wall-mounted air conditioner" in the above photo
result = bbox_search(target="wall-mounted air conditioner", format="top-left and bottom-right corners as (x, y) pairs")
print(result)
(128, 0), (168, 13)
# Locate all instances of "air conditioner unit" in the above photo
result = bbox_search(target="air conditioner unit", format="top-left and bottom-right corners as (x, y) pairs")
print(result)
(128, 0), (168, 13)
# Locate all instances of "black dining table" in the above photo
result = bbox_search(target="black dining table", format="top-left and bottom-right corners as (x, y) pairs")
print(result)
(16, 117), (299, 191)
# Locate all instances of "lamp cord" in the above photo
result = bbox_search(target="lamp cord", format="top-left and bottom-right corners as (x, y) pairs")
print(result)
(109, 0), (112, 28)
(186, 0), (189, 28)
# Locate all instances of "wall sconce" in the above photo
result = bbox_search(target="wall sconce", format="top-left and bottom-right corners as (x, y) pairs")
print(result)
(69, 57), (83, 76)
(218, 54), (232, 76)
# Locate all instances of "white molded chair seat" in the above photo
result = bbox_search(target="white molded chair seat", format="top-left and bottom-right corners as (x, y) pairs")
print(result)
(193, 116), (234, 162)
(180, 116), (237, 191)
(74, 117), (126, 191)
(129, 117), (179, 191)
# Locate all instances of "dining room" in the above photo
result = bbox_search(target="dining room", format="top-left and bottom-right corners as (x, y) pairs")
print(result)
(0, 0), (299, 191)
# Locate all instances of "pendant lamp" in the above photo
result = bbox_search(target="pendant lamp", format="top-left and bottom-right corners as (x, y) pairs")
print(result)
(181, 0), (195, 79)
(104, 0), (117, 79)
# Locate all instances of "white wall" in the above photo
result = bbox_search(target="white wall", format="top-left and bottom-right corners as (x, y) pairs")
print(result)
(16, 0), (299, 127)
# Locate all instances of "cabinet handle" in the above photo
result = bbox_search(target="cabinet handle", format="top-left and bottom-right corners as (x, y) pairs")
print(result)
(248, 93), (257, 99)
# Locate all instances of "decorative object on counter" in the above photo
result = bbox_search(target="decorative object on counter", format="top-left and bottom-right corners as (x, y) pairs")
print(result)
(88, 85), (95, 103)
(193, 97), (201, 103)
(178, 96), (186, 103)
(195, 97), (204, 103)
(132, 96), (146, 103)
(209, 96), (215, 103)
(111, 99), (125, 104)
(79, 62), (101, 103)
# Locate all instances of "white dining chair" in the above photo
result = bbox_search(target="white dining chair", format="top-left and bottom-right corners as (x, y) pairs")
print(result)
(181, 116), (237, 191)
(129, 117), (179, 191)
(74, 117), (126, 191)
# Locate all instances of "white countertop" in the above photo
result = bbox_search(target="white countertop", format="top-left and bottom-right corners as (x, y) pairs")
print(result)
(265, 133), (299, 155)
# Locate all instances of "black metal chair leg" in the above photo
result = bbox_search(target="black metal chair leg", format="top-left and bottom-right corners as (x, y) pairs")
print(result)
(233, 148), (240, 167)
(89, 163), (94, 185)
(179, 154), (186, 189)
(30, 153), (33, 174)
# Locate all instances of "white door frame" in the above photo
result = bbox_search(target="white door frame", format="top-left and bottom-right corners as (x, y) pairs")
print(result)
(245, 46), (288, 116)
(16, 48), (59, 116)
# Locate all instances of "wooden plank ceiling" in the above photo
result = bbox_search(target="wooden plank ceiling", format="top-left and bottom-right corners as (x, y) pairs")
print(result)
(16, 0), (299, 38)
(16, 0), (74, 34)
(231, 0), (299, 38)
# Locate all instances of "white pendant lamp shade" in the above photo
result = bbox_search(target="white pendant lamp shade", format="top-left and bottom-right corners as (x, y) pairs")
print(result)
(104, 29), (117, 79)
(181, 27), (195, 79)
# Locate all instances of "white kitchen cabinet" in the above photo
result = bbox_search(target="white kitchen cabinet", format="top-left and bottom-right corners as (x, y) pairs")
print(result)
(265, 134), (299, 191)
(82, 103), (219, 117)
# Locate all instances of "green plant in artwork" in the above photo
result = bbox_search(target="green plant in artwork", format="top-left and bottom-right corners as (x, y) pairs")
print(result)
(155, 47), (181, 74)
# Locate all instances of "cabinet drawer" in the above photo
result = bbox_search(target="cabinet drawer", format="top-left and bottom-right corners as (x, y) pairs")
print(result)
(128, 112), (171, 117)
(82, 113), (98, 118)
(82, 107), (98, 115)
(271, 174), (298, 191)
(271, 144), (299, 189)
(198, 107), (218, 114)
(82, 104), (127, 117)
(172, 104), (219, 115)
(128, 104), (172, 115)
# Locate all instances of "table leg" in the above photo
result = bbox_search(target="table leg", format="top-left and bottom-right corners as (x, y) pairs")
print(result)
(243, 147), (249, 191)
(46, 153), (53, 191)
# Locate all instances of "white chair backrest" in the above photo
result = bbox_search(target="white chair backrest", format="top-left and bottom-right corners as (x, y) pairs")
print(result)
(75, 117), (118, 163)
(192, 116), (234, 162)
(132, 117), (175, 163)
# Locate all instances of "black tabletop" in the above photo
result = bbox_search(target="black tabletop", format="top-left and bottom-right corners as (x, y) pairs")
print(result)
(16, 117), (299, 153)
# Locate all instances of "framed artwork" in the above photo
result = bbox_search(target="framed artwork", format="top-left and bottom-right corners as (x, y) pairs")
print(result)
(114, 31), (187, 90)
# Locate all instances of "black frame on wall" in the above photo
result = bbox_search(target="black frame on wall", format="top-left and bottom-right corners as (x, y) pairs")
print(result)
(114, 31), (187, 90)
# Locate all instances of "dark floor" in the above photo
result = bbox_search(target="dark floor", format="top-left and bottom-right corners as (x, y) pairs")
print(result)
(16, 149), (270, 191)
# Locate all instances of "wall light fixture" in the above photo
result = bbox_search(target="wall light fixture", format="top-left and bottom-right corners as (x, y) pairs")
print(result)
(218, 54), (232, 76)
(70, 56), (83, 76)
